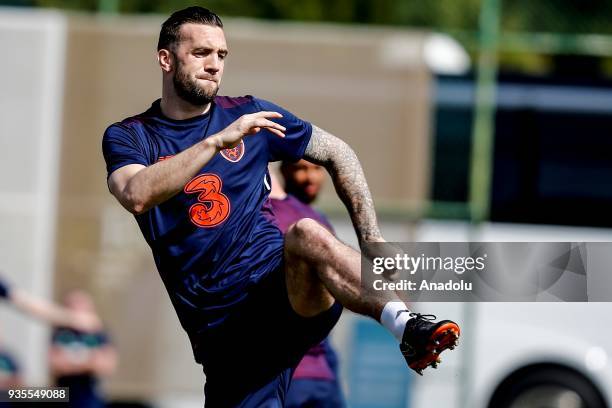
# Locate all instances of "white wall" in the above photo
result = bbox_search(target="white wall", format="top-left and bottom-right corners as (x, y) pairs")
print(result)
(0, 7), (66, 385)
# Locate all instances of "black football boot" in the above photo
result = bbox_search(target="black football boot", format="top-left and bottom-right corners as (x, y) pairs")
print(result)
(399, 312), (460, 375)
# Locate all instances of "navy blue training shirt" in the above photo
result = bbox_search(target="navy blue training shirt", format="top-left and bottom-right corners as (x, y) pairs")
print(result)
(102, 96), (312, 338)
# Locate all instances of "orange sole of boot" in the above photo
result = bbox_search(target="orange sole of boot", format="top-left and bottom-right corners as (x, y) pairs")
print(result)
(409, 322), (460, 375)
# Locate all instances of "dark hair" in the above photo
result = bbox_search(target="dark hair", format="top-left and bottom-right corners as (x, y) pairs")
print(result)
(157, 6), (223, 51)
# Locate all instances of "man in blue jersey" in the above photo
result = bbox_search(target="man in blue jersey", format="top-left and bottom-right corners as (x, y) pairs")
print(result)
(102, 6), (460, 406)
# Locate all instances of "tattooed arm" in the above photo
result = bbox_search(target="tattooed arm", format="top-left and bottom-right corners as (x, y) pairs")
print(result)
(303, 125), (383, 246)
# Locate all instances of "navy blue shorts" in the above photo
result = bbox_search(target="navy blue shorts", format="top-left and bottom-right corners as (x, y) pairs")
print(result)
(195, 264), (343, 407)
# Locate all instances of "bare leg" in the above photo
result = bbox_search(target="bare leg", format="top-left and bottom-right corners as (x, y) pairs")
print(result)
(283, 218), (399, 319)
(283, 218), (460, 376)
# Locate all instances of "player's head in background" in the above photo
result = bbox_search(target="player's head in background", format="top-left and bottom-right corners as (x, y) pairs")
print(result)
(280, 160), (326, 204)
(157, 7), (227, 108)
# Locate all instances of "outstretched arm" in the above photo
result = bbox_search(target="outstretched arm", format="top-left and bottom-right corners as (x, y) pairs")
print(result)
(9, 289), (93, 330)
(303, 125), (383, 246)
(10, 290), (99, 330)
(109, 111), (286, 215)
(0, 280), (100, 332)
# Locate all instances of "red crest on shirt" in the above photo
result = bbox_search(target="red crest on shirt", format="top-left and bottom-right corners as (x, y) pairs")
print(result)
(220, 140), (245, 163)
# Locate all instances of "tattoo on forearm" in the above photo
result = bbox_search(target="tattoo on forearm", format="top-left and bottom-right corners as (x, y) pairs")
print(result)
(304, 125), (382, 243)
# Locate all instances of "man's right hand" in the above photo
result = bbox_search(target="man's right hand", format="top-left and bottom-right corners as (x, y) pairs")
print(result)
(210, 111), (286, 150)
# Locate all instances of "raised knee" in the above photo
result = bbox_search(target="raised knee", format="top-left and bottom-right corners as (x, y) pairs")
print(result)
(288, 217), (319, 236)
(286, 218), (333, 251)
(287, 218), (327, 241)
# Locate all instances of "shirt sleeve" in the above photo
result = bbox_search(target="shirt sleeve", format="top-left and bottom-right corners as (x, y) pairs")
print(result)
(253, 98), (313, 162)
(102, 124), (149, 179)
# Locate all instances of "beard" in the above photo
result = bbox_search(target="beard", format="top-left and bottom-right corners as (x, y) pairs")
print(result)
(173, 62), (219, 106)
(285, 182), (316, 204)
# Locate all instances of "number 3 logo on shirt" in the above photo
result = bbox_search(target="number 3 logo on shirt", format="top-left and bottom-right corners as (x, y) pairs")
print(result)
(184, 174), (230, 228)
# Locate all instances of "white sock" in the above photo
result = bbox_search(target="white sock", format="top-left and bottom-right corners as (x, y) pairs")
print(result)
(380, 301), (412, 342)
